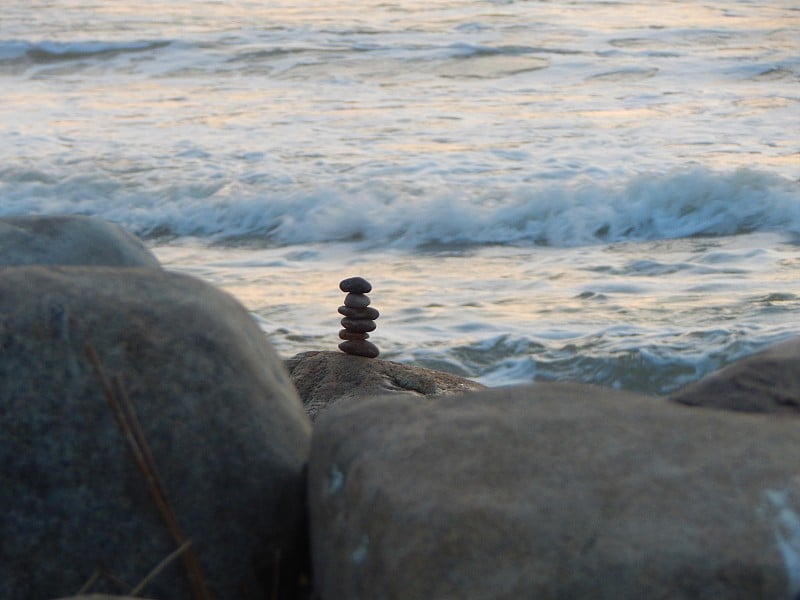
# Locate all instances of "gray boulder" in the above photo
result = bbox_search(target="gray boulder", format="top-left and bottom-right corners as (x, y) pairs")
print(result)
(54, 597), (155, 600)
(309, 383), (800, 599)
(671, 337), (800, 414)
(0, 266), (311, 599)
(285, 350), (486, 420)
(0, 214), (160, 267)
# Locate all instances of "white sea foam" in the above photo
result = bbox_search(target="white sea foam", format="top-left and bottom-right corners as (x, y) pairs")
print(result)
(1, 167), (796, 248)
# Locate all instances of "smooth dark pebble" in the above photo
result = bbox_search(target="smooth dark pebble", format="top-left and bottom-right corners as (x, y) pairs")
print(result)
(339, 339), (380, 358)
(341, 317), (376, 333)
(339, 329), (370, 341)
(344, 293), (371, 308)
(339, 276), (372, 294)
(338, 305), (380, 320)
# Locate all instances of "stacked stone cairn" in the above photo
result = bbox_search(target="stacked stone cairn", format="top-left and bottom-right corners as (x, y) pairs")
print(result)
(338, 276), (380, 358)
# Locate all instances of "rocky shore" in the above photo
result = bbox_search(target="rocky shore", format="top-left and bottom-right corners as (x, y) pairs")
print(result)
(1, 216), (798, 599)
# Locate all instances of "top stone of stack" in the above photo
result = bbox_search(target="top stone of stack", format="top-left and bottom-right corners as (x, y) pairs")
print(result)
(339, 276), (372, 294)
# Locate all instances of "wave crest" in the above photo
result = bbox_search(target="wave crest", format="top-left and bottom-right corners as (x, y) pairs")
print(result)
(1, 167), (797, 248)
(0, 40), (169, 64)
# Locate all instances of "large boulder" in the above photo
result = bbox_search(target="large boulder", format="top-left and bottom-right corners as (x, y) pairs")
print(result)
(0, 266), (311, 599)
(309, 383), (800, 599)
(285, 350), (486, 420)
(55, 597), (154, 600)
(0, 215), (160, 267)
(671, 337), (800, 414)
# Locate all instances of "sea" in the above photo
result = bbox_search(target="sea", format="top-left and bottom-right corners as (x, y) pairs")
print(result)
(1, 0), (798, 394)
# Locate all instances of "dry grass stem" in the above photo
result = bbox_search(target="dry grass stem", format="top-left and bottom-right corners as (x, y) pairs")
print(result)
(271, 549), (281, 600)
(130, 540), (194, 596)
(85, 343), (214, 600)
(76, 566), (129, 594)
(76, 569), (101, 594)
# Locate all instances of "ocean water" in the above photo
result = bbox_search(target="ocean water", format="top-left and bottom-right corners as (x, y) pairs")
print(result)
(1, 0), (798, 394)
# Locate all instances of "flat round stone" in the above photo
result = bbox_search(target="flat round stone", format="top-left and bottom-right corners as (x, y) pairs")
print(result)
(341, 317), (376, 333)
(339, 339), (380, 358)
(344, 293), (371, 308)
(338, 305), (380, 320)
(339, 277), (372, 294)
(339, 329), (369, 341)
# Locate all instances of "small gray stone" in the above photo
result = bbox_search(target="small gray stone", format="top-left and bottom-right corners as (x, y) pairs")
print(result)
(339, 340), (380, 359)
(339, 277), (372, 294)
(339, 329), (370, 341)
(338, 306), (380, 320)
(341, 317), (376, 333)
(344, 293), (371, 308)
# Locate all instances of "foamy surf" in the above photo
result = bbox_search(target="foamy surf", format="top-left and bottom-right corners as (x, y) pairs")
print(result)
(1, 167), (797, 248)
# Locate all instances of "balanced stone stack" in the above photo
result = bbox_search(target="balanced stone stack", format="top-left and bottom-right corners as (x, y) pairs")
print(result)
(338, 276), (380, 358)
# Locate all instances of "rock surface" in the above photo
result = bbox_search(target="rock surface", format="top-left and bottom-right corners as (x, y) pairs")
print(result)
(338, 328), (369, 341)
(309, 383), (800, 600)
(285, 351), (486, 420)
(339, 317), (376, 333)
(0, 266), (311, 599)
(54, 596), (155, 600)
(338, 305), (380, 320)
(0, 215), (160, 268)
(339, 276), (372, 294)
(343, 292), (370, 308)
(338, 339), (380, 359)
(670, 337), (800, 414)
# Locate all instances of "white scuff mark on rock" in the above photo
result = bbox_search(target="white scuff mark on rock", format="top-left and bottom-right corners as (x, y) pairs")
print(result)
(763, 489), (800, 598)
(328, 464), (344, 495)
(351, 534), (369, 565)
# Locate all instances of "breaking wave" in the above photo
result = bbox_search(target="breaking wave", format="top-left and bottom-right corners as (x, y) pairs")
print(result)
(1, 167), (797, 248)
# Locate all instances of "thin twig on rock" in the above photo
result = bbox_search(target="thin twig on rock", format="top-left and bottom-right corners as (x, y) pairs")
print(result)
(76, 569), (101, 594)
(85, 343), (214, 600)
(130, 540), (194, 596)
(76, 566), (129, 594)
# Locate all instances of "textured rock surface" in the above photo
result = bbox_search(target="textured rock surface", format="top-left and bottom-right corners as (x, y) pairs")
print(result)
(285, 351), (486, 420)
(54, 596), (155, 600)
(339, 276), (372, 294)
(338, 329), (369, 341)
(339, 317), (376, 333)
(0, 267), (311, 599)
(0, 215), (160, 267)
(309, 383), (800, 600)
(671, 337), (800, 414)
(343, 292), (370, 308)
(338, 339), (380, 358)
(338, 305), (380, 320)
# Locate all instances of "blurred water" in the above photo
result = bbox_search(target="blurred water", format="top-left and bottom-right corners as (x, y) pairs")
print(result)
(2, 0), (798, 392)
(155, 232), (800, 393)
